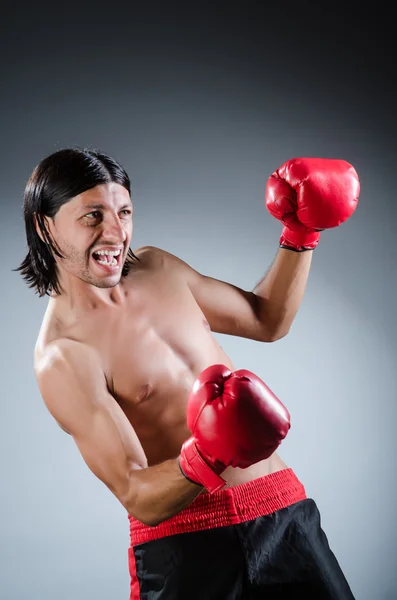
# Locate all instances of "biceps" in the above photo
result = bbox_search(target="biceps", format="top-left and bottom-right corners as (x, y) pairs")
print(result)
(192, 276), (262, 338)
(72, 402), (148, 505)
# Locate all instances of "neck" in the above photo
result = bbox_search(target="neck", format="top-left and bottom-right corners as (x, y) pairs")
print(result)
(50, 275), (126, 315)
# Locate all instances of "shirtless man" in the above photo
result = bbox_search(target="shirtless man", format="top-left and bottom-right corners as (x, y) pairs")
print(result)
(18, 149), (359, 599)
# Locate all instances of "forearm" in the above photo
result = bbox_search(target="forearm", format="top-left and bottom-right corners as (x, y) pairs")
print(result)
(126, 458), (203, 526)
(253, 248), (313, 339)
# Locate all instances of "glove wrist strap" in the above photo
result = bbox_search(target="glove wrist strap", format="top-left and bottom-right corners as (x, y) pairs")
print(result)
(179, 438), (226, 494)
(279, 243), (314, 253)
(279, 227), (320, 252)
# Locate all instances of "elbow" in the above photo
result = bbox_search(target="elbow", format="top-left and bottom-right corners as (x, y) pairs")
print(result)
(260, 325), (290, 343)
(143, 516), (166, 527)
(254, 300), (292, 342)
(268, 328), (290, 342)
(124, 486), (167, 527)
(128, 511), (163, 527)
(126, 503), (166, 527)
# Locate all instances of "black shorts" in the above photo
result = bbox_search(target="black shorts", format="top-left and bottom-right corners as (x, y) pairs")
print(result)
(128, 468), (355, 599)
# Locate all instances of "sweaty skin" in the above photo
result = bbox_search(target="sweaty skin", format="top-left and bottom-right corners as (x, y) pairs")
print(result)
(33, 183), (310, 525)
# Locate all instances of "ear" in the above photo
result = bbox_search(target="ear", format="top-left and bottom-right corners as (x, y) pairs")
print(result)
(34, 213), (51, 243)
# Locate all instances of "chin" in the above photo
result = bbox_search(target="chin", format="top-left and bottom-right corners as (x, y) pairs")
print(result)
(79, 271), (122, 289)
(93, 276), (122, 289)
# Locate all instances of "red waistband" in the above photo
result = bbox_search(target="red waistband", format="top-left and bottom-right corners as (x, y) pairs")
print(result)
(128, 468), (306, 546)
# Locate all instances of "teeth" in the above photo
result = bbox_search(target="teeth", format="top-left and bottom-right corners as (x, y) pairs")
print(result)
(97, 257), (118, 266)
(95, 249), (121, 256)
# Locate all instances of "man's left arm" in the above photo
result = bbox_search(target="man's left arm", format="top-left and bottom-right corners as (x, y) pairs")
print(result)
(166, 157), (360, 343)
(251, 246), (313, 341)
(174, 246), (312, 343)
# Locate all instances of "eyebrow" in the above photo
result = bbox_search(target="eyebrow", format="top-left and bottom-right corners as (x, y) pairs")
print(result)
(81, 202), (133, 211)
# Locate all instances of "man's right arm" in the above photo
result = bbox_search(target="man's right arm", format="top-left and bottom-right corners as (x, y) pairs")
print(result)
(35, 340), (203, 526)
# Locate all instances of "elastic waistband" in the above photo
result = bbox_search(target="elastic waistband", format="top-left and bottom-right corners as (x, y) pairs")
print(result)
(128, 468), (306, 546)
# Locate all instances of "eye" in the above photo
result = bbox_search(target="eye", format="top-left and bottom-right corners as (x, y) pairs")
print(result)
(83, 211), (102, 226)
(120, 209), (132, 217)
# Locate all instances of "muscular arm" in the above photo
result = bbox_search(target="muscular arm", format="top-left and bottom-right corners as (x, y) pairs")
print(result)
(36, 340), (202, 526)
(252, 247), (313, 339)
(140, 246), (313, 342)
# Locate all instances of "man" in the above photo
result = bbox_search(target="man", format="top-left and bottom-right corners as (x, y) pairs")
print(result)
(18, 148), (359, 599)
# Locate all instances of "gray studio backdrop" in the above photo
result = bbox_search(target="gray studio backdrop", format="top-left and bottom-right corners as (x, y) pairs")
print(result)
(1, 3), (396, 600)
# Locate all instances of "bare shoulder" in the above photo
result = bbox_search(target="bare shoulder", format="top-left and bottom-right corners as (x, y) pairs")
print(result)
(133, 245), (198, 278)
(34, 338), (106, 433)
(133, 245), (179, 267)
(35, 338), (103, 395)
(35, 337), (97, 377)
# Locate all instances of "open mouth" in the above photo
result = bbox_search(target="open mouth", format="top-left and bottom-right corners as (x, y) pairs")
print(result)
(91, 248), (122, 270)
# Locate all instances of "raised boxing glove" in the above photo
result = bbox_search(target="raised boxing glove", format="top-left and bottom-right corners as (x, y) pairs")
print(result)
(179, 364), (290, 493)
(265, 157), (360, 251)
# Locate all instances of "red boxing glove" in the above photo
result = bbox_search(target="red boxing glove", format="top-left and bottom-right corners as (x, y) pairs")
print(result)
(179, 364), (291, 493)
(265, 158), (360, 251)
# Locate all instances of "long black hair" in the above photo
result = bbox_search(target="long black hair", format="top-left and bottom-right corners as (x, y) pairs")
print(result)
(16, 147), (138, 296)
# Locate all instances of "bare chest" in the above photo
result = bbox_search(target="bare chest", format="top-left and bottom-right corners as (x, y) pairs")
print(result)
(71, 280), (229, 440)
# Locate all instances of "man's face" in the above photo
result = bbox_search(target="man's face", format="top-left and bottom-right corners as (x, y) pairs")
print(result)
(46, 183), (133, 289)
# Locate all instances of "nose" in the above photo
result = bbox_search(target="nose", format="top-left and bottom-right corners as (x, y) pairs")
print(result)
(102, 214), (128, 242)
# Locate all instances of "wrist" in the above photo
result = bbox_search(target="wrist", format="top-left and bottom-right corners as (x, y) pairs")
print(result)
(280, 226), (320, 252)
(177, 457), (203, 487)
(179, 438), (226, 494)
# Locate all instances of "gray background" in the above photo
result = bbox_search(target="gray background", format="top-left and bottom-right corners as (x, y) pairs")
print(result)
(1, 2), (396, 599)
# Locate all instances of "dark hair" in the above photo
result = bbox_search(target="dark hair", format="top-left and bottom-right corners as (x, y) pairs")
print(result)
(16, 147), (139, 296)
